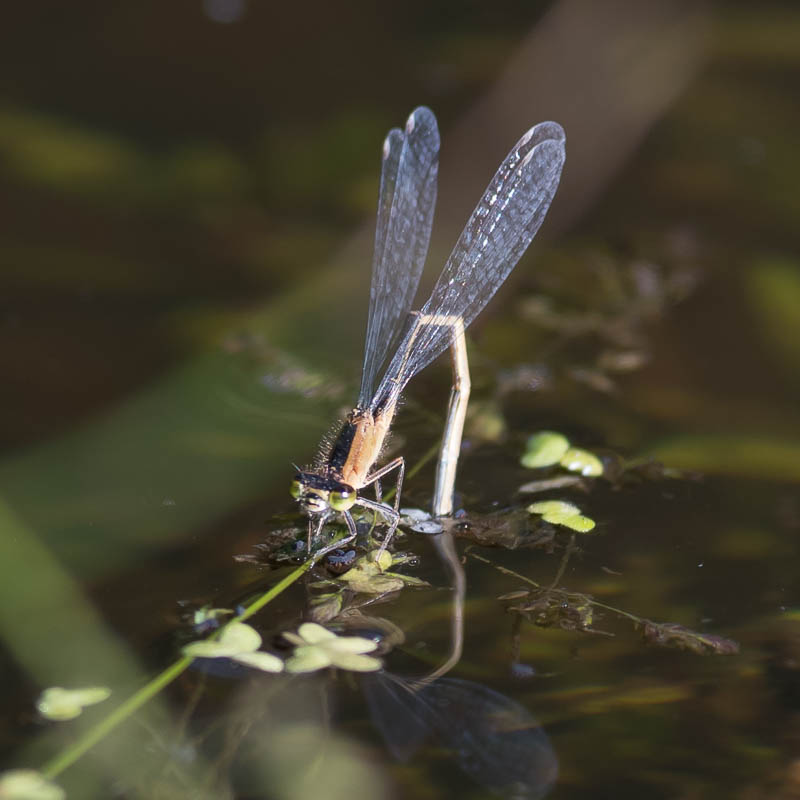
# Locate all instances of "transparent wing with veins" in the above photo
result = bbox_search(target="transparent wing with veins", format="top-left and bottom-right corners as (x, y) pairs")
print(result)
(370, 120), (566, 412)
(358, 106), (440, 407)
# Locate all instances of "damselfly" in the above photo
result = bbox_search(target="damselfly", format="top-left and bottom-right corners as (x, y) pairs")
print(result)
(290, 107), (565, 556)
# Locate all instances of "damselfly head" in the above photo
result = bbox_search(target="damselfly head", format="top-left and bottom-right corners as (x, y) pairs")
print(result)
(290, 472), (356, 515)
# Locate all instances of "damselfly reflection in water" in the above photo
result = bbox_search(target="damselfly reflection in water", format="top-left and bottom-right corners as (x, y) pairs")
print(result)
(290, 107), (565, 557)
(363, 672), (558, 800)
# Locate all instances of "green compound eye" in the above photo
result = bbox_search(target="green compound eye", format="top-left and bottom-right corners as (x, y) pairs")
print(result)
(289, 480), (303, 499)
(329, 488), (355, 511)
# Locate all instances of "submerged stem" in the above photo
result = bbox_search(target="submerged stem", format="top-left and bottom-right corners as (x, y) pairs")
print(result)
(39, 439), (438, 780)
(41, 558), (314, 779)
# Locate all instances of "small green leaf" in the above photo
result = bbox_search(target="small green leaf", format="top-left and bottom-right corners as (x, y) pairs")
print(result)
(527, 500), (581, 518)
(528, 500), (596, 532)
(390, 573), (430, 587)
(285, 645), (333, 673)
(368, 549), (393, 572)
(36, 686), (111, 721)
(521, 431), (571, 468)
(343, 574), (405, 594)
(232, 651), (284, 673)
(182, 621), (261, 658)
(325, 636), (378, 655)
(308, 592), (344, 624)
(558, 514), (596, 533)
(327, 652), (382, 672)
(0, 770), (65, 800)
(296, 622), (337, 644)
(559, 447), (604, 476)
(283, 624), (383, 674)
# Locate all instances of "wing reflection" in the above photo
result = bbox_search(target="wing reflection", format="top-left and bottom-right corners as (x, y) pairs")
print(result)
(363, 671), (558, 799)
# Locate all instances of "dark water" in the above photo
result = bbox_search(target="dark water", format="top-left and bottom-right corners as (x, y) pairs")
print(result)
(2, 1), (800, 798)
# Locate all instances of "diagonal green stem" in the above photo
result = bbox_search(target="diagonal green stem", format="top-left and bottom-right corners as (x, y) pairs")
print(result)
(41, 656), (193, 779)
(41, 558), (313, 779)
(39, 439), (435, 781)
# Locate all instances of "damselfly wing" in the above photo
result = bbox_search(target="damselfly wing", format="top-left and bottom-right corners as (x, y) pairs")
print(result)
(290, 107), (565, 557)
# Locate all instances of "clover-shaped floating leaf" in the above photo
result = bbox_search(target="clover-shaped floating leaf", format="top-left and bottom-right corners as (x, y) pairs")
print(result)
(520, 431), (571, 468)
(283, 622), (381, 674)
(182, 621), (283, 673)
(0, 770), (65, 800)
(182, 621), (261, 658)
(335, 550), (408, 595)
(36, 686), (111, 722)
(528, 500), (596, 533)
(229, 651), (285, 671)
(559, 447), (604, 477)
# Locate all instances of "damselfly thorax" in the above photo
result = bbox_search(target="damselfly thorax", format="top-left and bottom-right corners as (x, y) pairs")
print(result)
(291, 107), (565, 558)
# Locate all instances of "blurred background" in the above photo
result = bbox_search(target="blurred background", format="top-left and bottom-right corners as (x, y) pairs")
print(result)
(1, 1), (800, 798)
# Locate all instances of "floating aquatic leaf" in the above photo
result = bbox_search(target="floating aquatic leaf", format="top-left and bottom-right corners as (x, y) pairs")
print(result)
(335, 552), (406, 595)
(528, 500), (596, 532)
(391, 573), (430, 587)
(559, 447), (604, 476)
(369, 549), (393, 572)
(308, 592), (344, 623)
(182, 621), (284, 672)
(182, 621), (261, 658)
(0, 770), (65, 800)
(342, 573), (406, 595)
(324, 636), (379, 655)
(528, 500), (581, 518)
(520, 431), (571, 468)
(230, 651), (284, 673)
(325, 651), (382, 671)
(295, 622), (336, 644)
(36, 686), (111, 721)
(558, 514), (596, 532)
(285, 645), (336, 673)
(283, 623), (381, 673)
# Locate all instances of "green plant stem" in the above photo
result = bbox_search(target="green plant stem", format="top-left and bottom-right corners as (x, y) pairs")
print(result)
(41, 656), (192, 779)
(236, 557), (313, 623)
(38, 440), (435, 781)
(41, 558), (313, 780)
